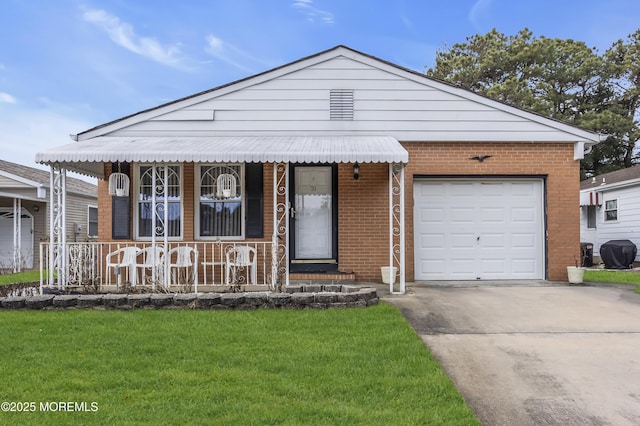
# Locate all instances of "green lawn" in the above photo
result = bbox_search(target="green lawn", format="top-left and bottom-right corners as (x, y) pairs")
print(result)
(0, 270), (41, 286)
(0, 304), (478, 425)
(584, 269), (640, 293)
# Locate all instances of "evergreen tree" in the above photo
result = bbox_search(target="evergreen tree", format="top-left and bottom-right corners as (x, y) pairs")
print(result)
(427, 28), (640, 177)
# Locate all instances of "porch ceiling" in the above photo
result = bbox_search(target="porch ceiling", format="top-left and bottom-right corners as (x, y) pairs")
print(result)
(35, 135), (409, 178)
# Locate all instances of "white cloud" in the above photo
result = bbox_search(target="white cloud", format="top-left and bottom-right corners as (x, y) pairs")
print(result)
(82, 8), (187, 69)
(206, 35), (224, 52)
(468, 0), (493, 31)
(0, 106), (93, 174)
(204, 35), (270, 73)
(291, 0), (335, 24)
(0, 92), (16, 104)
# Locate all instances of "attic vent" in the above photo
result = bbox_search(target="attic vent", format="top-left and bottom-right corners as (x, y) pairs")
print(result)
(330, 89), (354, 120)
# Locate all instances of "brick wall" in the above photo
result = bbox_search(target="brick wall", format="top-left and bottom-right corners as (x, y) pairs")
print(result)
(96, 144), (579, 283)
(183, 164), (195, 240)
(337, 142), (579, 282)
(404, 142), (578, 282)
(338, 162), (390, 281)
(97, 164), (113, 241)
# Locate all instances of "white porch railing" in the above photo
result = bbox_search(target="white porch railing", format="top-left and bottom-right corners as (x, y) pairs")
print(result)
(39, 241), (276, 293)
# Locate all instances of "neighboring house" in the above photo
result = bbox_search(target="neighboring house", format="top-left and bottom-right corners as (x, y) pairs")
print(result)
(0, 159), (97, 271)
(580, 165), (640, 262)
(35, 45), (600, 290)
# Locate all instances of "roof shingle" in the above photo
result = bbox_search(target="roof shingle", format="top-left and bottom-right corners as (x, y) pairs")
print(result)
(0, 159), (97, 196)
(581, 165), (640, 190)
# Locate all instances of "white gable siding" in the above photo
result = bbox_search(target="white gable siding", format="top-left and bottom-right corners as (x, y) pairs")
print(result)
(0, 175), (31, 189)
(109, 56), (583, 142)
(580, 185), (640, 261)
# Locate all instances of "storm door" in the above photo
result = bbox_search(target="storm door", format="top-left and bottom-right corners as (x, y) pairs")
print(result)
(290, 165), (338, 272)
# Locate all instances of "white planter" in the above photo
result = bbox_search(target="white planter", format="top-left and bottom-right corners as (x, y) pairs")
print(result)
(567, 266), (585, 284)
(380, 266), (398, 285)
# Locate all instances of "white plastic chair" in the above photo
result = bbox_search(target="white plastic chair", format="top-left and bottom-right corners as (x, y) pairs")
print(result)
(167, 246), (199, 286)
(105, 246), (140, 287)
(225, 246), (257, 285)
(135, 245), (164, 286)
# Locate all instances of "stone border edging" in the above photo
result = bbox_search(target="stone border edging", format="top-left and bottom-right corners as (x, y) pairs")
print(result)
(0, 285), (378, 310)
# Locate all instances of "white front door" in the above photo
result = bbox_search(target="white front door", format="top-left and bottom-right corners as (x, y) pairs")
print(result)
(294, 166), (333, 259)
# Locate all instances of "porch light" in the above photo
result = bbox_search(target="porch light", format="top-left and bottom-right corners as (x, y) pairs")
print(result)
(353, 163), (360, 180)
(108, 164), (130, 197)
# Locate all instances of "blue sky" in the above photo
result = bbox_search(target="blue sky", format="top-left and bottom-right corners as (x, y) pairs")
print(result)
(1, 0), (639, 174)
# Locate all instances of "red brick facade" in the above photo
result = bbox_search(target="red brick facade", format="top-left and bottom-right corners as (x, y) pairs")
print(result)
(336, 142), (578, 282)
(98, 141), (578, 282)
(407, 141), (578, 282)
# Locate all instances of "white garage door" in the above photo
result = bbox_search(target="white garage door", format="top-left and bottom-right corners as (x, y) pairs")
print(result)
(0, 210), (34, 269)
(414, 179), (544, 280)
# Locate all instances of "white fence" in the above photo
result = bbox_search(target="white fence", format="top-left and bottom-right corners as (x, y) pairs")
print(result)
(39, 241), (276, 293)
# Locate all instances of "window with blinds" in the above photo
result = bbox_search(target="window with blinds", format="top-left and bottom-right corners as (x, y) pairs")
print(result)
(199, 164), (243, 237)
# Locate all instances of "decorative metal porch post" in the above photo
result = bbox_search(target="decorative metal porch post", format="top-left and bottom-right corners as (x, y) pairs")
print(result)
(162, 165), (169, 290)
(272, 162), (289, 290)
(389, 163), (405, 294)
(151, 163), (157, 290)
(13, 198), (21, 273)
(48, 163), (67, 289)
(151, 163), (170, 289)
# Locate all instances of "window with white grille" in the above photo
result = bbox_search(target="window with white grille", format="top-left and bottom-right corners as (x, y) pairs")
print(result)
(605, 199), (618, 221)
(136, 165), (182, 238)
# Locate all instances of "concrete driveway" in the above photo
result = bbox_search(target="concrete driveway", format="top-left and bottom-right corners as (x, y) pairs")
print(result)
(381, 283), (640, 425)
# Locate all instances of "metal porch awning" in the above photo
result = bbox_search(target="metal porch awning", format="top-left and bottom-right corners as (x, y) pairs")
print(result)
(35, 135), (409, 177)
(580, 191), (602, 206)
